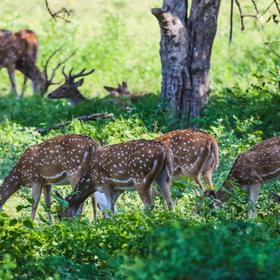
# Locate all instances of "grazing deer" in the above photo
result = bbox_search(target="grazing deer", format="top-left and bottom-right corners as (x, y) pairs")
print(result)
(92, 128), (219, 217)
(104, 81), (144, 102)
(0, 134), (100, 222)
(48, 67), (95, 106)
(16, 29), (39, 98)
(205, 137), (280, 218)
(0, 29), (72, 97)
(0, 29), (38, 97)
(57, 140), (174, 218)
(156, 129), (219, 193)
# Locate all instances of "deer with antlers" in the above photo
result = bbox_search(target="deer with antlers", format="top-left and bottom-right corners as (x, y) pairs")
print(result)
(0, 134), (100, 222)
(0, 29), (74, 97)
(57, 139), (174, 218)
(48, 67), (95, 106)
(205, 136), (280, 218)
(91, 128), (219, 218)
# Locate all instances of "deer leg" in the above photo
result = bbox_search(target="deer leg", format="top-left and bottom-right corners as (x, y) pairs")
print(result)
(102, 186), (115, 216)
(20, 75), (28, 99)
(91, 193), (97, 221)
(43, 185), (52, 224)
(150, 184), (167, 208)
(202, 169), (214, 189)
(7, 66), (18, 98)
(136, 184), (154, 210)
(156, 172), (173, 210)
(193, 175), (206, 195)
(31, 183), (43, 220)
(248, 184), (261, 218)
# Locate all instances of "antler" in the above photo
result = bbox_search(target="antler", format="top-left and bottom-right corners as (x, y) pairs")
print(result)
(43, 46), (77, 86)
(62, 67), (95, 81)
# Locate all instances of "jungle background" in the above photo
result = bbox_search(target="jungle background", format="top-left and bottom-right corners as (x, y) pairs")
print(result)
(0, 0), (279, 279)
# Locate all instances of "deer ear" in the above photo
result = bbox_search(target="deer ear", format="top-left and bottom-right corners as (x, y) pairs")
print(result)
(104, 86), (116, 93)
(75, 79), (84, 87)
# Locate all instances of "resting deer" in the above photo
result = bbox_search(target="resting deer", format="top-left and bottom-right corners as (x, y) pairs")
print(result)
(92, 128), (219, 217)
(104, 81), (144, 102)
(0, 134), (100, 222)
(0, 29), (73, 97)
(205, 137), (280, 218)
(57, 139), (174, 218)
(48, 67), (95, 106)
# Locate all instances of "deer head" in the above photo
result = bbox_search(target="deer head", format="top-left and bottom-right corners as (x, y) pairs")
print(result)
(48, 67), (95, 106)
(104, 81), (129, 97)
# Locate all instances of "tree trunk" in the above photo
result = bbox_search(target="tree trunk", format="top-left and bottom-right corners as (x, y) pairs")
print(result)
(152, 0), (221, 124)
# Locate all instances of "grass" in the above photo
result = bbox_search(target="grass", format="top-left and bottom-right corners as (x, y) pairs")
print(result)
(0, 0), (279, 279)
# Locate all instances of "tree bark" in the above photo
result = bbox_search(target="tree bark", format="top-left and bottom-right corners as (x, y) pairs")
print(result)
(152, 0), (221, 124)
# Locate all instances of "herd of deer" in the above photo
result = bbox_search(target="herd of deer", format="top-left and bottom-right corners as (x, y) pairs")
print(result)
(0, 29), (279, 222)
(0, 28), (143, 104)
(0, 130), (279, 222)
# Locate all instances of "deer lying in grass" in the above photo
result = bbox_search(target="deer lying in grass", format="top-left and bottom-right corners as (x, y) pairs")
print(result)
(0, 134), (100, 222)
(0, 29), (73, 97)
(57, 139), (174, 218)
(205, 137), (280, 218)
(104, 81), (144, 102)
(48, 67), (95, 106)
(90, 128), (219, 218)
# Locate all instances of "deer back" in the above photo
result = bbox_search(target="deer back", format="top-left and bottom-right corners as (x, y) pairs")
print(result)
(3, 134), (99, 187)
(226, 137), (280, 188)
(91, 140), (169, 186)
(156, 129), (219, 177)
(14, 29), (39, 62)
(0, 30), (23, 66)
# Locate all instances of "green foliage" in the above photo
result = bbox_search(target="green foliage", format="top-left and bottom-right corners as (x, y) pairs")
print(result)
(0, 0), (279, 279)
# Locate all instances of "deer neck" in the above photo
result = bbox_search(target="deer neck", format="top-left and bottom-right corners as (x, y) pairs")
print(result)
(0, 169), (21, 209)
(69, 90), (87, 106)
(62, 169), (94, 217)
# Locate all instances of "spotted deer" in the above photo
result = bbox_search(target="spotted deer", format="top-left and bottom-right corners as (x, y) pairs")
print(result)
(57, 139), (174, 218)
(205, 137), (280, 218)
(0, 29), (72, 97)
(0, 134), (100, 222)
(92, 128), (219, 217)
(48, 67), (95, 106)
(104, 81), (144, 102)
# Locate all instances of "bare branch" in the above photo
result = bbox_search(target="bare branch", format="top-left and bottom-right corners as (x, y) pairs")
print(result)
(229, 0), (234, 44)
(234, 0), (245, 31)
(44, 0), (73, 23)
(37, 113), (113, 134)
(233, 0), (280, 58)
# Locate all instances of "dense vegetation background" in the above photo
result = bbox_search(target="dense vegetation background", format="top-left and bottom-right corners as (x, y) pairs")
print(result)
(0, 0), (279, 279)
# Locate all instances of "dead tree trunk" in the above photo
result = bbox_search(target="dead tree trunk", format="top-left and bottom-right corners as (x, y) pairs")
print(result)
(152, 0), (221, 123)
